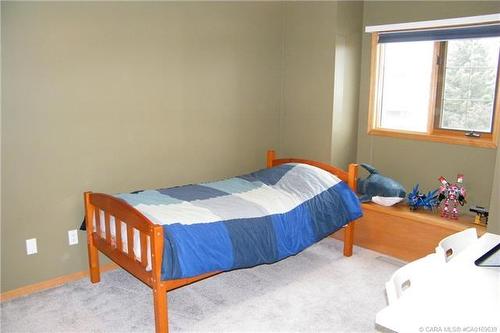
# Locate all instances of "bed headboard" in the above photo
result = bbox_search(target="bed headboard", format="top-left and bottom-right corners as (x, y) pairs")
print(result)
(266, 150), (358, 192)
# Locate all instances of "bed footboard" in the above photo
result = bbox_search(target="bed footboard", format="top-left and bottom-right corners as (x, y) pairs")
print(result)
(84, 192), (218, 333)
(84, 192), (168, 332)
(84, 192), (163, 286)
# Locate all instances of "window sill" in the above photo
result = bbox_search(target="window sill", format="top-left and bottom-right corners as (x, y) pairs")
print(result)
(367, 128), (498, 148)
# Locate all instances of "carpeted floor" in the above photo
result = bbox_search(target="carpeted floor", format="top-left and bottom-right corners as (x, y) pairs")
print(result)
(1, 238), (403, 333)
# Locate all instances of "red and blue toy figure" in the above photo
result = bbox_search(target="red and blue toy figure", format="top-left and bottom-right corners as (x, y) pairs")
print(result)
(438, 174), (467, 220)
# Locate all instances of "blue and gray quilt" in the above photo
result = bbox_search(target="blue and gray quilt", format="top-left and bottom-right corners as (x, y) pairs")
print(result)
(116, 163), (362, 280)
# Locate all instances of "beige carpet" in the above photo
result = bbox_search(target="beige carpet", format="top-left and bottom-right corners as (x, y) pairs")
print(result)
(1, 238), (402, 332)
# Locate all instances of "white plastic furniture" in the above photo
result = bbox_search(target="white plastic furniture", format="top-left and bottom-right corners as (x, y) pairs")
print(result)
(435, 228), (478, 263)
(376, 232), (500, 332)
(385, 254), (439, 305)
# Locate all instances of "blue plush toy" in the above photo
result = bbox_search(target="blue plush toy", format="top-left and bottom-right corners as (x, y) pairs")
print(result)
(357, 164), (406, 203)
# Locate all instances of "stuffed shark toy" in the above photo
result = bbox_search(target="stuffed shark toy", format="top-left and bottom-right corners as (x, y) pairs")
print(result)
(357, 164), (406, 203)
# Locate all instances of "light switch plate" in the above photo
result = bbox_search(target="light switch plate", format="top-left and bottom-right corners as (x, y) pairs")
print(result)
(68, 229), (78, 245)
(26, 238), (37, 255)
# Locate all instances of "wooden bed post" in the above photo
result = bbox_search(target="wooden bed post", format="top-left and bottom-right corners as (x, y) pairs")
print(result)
(152, 225), (168, 333)
(84, 192), (101, 283)
(266, 149), (276, 168)
(343, 223), (355, 257)
(344, 163), (359, 257)
(347, 163), (358, 192)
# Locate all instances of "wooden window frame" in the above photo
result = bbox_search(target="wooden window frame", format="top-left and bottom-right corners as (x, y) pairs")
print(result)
(367, 32), (500, 148)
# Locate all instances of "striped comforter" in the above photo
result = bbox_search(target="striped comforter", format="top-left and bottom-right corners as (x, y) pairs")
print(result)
(116, 163), (362, 280)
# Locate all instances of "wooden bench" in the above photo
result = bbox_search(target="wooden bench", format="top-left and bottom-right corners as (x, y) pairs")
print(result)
(333, 203), (486, 262)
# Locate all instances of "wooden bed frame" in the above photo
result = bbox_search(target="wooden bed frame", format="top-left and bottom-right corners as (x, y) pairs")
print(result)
(84, 150), (359, 333)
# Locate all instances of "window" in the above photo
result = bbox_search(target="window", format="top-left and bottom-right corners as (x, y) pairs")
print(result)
(368, 23), (500, 148)
(377, 41), (435, 132)
(438, 38), (499, 133)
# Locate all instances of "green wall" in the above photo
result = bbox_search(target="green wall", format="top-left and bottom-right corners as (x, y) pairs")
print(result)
(331, 1), (363, 169)
(280, 2), (338, 163)
(356, 1), (499, 231)
(280, 1), (363, 169)
(1, 1), (284, 292)
(1, 1), (364, 293)
(488, 147), (500, 234)
(4, 0), (496, 294)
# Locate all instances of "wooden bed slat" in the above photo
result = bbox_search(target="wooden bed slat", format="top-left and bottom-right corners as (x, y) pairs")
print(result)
(95, 208), (102, 239)
(127, 226), (134, 260)
(105, 212), (111, 245)
(116, 218), (123, 251)
(140, 233), (148, 268)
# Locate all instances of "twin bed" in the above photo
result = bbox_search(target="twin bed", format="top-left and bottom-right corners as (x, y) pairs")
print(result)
(84, 150), (362, 332)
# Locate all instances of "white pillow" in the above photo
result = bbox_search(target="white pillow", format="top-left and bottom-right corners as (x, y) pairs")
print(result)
(372, 196), (404, 207)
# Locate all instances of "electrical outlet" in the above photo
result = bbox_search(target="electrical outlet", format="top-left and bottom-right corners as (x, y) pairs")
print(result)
(68, 229), (78, 245)
(26, 238), (37, 255)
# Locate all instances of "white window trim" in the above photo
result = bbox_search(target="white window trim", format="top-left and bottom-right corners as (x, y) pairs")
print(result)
(365, 13), (500, 33)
